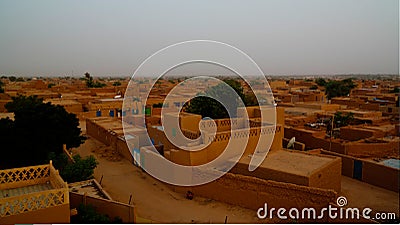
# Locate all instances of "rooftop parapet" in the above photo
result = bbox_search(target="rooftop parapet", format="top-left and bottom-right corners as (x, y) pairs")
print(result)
(0, 161), (69, 218)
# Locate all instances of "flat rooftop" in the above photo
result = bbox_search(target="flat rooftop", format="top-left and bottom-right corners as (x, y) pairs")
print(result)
(0, 183), (53, 199)
(45, 99), (82, 105)
(381, 159), (400, 169)
(124, 126), (147, 133)
(362, 124), (396, 133)
(89, 117), (123, 130)
(98, 98), (124, 102)
(238, 150), (336, 177)
(69, 179), (112, 200)
(284, 107), (323, 116)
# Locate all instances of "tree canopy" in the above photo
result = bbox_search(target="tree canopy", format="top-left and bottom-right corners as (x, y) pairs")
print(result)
(58, 155), (98, 183)
(326, 112), (355, 137)
(389, 87), (400, 93)
(315, 78), (327, 86)
(72, 204), (122, 223)
(334, 111), (354, 128)
(184, 79), (258, 119)
(112, 81), (122, 86)
(8, 76), (16, 82)
(0, 95), (86, 168)
(316, 78), (356, 99)
(0, 80), (4, 93)
(84, 72), (106, 88)
(153, 102), (164, 108)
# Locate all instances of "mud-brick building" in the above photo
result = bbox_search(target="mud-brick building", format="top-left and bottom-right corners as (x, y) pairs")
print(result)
(0, 162), (70, 224)
(44, 99), (83, 114)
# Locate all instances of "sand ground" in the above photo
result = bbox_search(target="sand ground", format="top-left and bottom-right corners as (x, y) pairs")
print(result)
(341, 176), (399, 217)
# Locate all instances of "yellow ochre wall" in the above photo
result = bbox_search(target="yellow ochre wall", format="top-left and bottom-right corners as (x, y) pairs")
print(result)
(0, 203), (70, 225)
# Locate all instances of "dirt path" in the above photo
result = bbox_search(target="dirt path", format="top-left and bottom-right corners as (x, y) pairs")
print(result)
(73, 137), (265, 223)
(341, 176), (399, 217)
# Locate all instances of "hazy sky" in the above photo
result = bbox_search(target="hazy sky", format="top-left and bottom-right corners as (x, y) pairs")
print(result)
(0, 0), (398, 77)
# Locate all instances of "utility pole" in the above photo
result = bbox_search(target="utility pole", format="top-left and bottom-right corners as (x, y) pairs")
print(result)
(329, 114), (334, 151)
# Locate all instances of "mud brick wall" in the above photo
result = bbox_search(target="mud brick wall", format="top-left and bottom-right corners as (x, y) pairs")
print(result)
(321, 150), (399, 192)
(69, 192), (136, 223)
(172, 172), (337, 217)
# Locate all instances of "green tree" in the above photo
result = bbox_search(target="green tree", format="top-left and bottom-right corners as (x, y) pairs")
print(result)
(72, 204), (111, 223)
(244, 92), (259, 106)
(185, 96), (229, 119)
(334, 111), (354, 128)
(84, 72), (106, 88)
(8, 76), (16, 82)
(324, 79), (356, 99)
(389, 87), (400, 93)
(0, 80), (4, 93)
(315, 78), (327, 86)
(59, 155), (98, 182)
(224, 79), (245, 101)
(153, 102), (164, 108)
(184, 79), (256, 118)
(47, 151), (69, 170)
(0, 95), (85, 168)
(112, 81), (121, 86)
